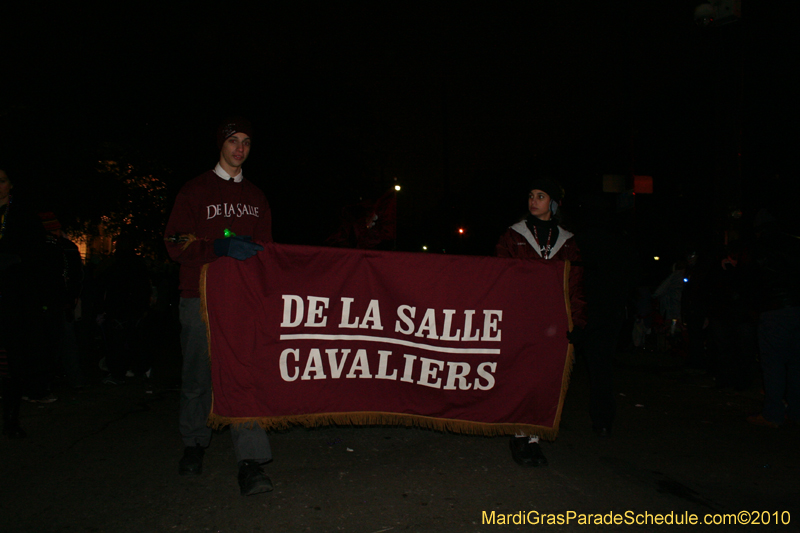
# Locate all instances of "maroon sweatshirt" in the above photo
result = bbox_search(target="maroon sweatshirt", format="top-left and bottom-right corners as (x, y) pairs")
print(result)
(164, 170), (272, 298)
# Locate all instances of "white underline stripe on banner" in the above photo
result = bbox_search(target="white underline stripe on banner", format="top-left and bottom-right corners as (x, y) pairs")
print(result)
(278, 334), (501, 354)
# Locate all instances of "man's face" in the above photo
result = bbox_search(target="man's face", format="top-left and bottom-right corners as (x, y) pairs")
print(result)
(219, 132), (251, 173)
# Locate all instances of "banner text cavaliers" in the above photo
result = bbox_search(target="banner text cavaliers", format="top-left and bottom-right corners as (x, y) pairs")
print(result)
(278, 295), (502, 390)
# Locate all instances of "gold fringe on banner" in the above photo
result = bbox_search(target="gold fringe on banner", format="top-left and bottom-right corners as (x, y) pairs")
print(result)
(207, 410), (563, 440)
(551, 260), (576, 438)
(199, 263), (213, 362)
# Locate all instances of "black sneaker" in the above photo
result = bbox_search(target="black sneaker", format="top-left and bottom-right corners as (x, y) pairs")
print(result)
(509, 437), (548, 467)
(179, 445), (205, 475)
(238, 460), (273, 496)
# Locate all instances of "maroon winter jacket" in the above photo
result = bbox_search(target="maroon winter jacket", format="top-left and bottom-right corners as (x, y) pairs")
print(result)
(164, 170), (272, 298)
(496, 221), (587, 329)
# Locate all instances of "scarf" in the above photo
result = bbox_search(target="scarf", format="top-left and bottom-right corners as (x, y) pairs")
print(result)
(525, 214), (560, 259)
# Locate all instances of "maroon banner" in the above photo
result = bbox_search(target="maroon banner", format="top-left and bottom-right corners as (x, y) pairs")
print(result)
(202, 243), (574, 438)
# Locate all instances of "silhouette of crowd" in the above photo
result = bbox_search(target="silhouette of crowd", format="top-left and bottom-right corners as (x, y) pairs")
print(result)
(2, 160), (798, 467)
(1, 166), (180, 438)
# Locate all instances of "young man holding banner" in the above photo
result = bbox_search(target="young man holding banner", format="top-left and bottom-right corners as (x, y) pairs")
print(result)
(497, 177), (586, 466)
(164, 117), (274, 496)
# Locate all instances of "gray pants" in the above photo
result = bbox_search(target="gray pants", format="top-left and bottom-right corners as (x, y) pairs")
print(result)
(179, 297), (271, 464)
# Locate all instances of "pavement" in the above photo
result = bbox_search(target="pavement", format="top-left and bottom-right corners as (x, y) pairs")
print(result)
(2, 344), (799, 533)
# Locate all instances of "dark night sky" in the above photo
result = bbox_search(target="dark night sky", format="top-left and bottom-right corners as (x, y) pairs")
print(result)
(2, 2), (798, 259)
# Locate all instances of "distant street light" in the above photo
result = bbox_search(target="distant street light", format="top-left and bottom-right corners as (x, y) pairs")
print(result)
(393, 178), (400, 250)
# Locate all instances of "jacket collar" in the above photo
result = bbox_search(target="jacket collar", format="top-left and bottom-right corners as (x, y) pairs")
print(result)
(214, 163), (244, 183)
(510, 220), (573, 258)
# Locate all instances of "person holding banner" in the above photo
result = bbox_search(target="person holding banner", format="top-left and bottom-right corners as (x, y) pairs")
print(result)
(164, 117), (274, 496)
(496, 177), (586, 466)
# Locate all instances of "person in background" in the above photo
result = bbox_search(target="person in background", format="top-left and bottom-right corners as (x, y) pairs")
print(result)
(38, 212), (86, 389)
(653, 260), (687, 340)
(705, 240), (757, 390)
(0, 168), (62, 436)
(497, 177), (586, 466)
(573, 194), (638, 438)
(747, 209), (800, 427)
(681, 249), (712, 371)
(96, 232), (152, 385)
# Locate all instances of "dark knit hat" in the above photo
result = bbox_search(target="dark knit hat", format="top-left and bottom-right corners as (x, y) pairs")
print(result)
(528, 177), (563, 201)
(216, 117), (254, 149)
(38, 212), (61, 232)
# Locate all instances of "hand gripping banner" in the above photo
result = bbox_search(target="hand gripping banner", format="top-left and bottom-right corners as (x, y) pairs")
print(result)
(201, 243), (574, 439)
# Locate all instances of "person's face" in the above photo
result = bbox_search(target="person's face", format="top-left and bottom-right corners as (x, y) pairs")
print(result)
(528, 189), (551, 220)
(0, 170), (12, 206)
(219, 132), (251, 173)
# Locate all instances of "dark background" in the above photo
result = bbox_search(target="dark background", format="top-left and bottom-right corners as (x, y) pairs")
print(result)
(1, 2), (797, 267)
